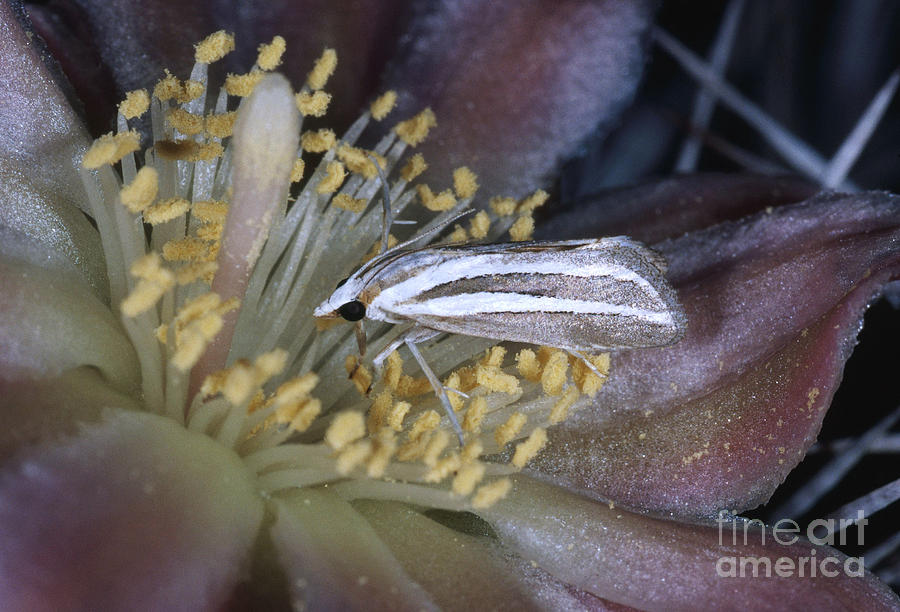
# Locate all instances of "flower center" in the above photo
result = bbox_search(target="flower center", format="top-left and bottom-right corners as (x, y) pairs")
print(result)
(77, 31), (610, 511)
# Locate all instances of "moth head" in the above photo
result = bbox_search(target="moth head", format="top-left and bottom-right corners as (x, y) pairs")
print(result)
(313, 275), (368, 321)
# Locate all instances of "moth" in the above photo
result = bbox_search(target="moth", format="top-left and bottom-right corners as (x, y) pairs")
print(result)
(314, 162), (686, 443)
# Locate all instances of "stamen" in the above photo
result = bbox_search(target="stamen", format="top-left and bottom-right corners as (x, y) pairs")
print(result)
(119, 167), (158, 213)
(495, 413), (527, 448)
(326, 411), (366, 451)
(317, 161), (346, 193)
(512, 428), (548, 468)
(307, 48), (337, 90)
(472, 478), (512, 509)
(509, 215), (535, 241)
(490, 196), (517, 216)
(401, 153), (427, 181)
(118, 89), (150, 119)
(394, 108), (437, 146)
(370, 91), (397, 120)
(256, 36), (286, 71)
(82, 131), (141, 168)
(295, 91), (332, 117)
(194, 31), (235, 64)
(301, 129), (337, 153)
(452, 167), (479, 199)
(417, 185), (457, 211)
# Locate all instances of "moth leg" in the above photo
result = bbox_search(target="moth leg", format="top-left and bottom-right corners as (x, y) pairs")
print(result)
(565, 349), (609, 381)
(405, 340), (466, 446)
(370, 326), (440, 393)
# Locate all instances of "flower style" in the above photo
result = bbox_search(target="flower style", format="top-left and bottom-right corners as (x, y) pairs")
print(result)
(1, 1), (899, 610)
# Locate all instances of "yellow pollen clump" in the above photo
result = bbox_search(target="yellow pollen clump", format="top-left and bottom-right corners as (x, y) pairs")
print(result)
(336, 440), (372, 475)
(387, 401), (411, 431)
(194, 30), (235, 64)
(406, 410), (441, 442)
(394, 108), (437, 146)
(366, 390), (392, 432)
(272, 373), (319, 408)
(425, 453), (462, 484)
(205, 112), (237, 138)
(401, 153), (427, 181)
(452, 461), (486, 495)
(337, 144), (385, 179)
(225, 71), (264, 97)
(118, 89), (149, 119)
(518, 189), (549, 213)
(417, 184), (457, 212)
(156, 139), (223, 162)
(482, 346), (506, 367)
(289, 399), (322, 433)
(490, 196), (517, 216)
(221, 362), (257, 405)
(476, 363), (521, 395)
(121, 253), (175, 317)
(333, 193), (367, 213)
(167, 108), (204, 135)
(82, 130), (141, 169)
(325, 411), (366, 451)
(442, 372), (465, 412)
(162, 236), (209, 263)
(295, 90), (332, 117)
(290, 158), (306, 183)
(509, 215), (535, 241)
(515, 348), (542, 382)
(541, 350), (568, 395)
(307, 48), (337, 90)
(119, 166), (158, 213)
(300, 128), (336, 153)
(423, 430), (450, 467)
(469, 211), (491, 239)
(366, 429), (397, 478)
(463, 397), (487, 432)
(317, 161), (346, 193)
(453, 167), (479, 199)
(256, 35), (286, 70)
(461, 439), (483, 463)
(472, 478), (511, 509)
(175, 261), (218, 285)
(495, 412), (527, 448)
(549, 387), (579, 424)
(445, 224), (467, 244)
(370, 90), (397, 120)
(572, 353), (610, 396)
(345, 355), (373, 394)
(192, 200), (229, 223)
(512, 428), (548, 468)
(143, 197), (190, 225)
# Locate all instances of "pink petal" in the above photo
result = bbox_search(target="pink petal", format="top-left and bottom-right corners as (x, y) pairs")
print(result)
(0, 409), (264, 611)
(0, 3), (107, 294)
(483, 476), (900, 610)
(532, 191), (900, 516)
(382, 0), (656, 198)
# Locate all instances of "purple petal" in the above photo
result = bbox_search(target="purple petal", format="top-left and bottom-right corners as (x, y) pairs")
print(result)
(0, 410), (264, 610)
(483, 476), (900, 610)
(532, 191), (900, 516)
(382, 0), (656, 198)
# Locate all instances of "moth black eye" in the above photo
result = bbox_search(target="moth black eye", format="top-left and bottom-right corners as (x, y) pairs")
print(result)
(338, 300), (366, 321)
(335, 277), (349, 289)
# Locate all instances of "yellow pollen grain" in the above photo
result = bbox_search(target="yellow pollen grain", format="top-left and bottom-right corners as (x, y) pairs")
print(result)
(396, 374), (430, 397)
(257, 35), (286, 70)
(425, 453), (461, 484)
(82, 130), (140, 169)
(336, 440), (372, 475)
(301, 128), (336, 153)
(326, 411), (366, 451)
(452, 461), (486, 495)
(172, 328), (209, 371)
(445, 225), (467, 243)
(155, 323), (168, 345)
(175, 261), (218, 285)
(317, 161), (346, 194)
(370, 90), (397, 120)
(307, 48), (337, 90)
(495, 412), (527, 448)
(453, 167), (479, 199)
(395, 108), (437, 146)
(400, 153), (427, 181)
(118, 89), (149, 119)
(407, 410), (441, 441)
(332, 193), (366, 213)
(490, 196), (517, 216)
(163, 236), (209, 262)
(516, 349), (542, 382)
(509, 215), (535, 241)
(512, 428), (548, 468)
(395, 433), (431, 462)
(119, 166), (158, 213)
(167, 108), (204, 135)
(344, 355), (373, 395)
(171, 315), (223, 371)
(387, 401), (411, 431)
(289, 399), (322, 433)
(195, 30), (235, 64)
(153, 71), (181, 101)
(422, 430), (450, 467)
(201, 370), (227, 398)
(337, 144), (385, 179)
(476, 364), (521, 395)
(573, 353), (610, 396)
(461, 439), (483, 463)
(290, 158), (306, 183)
(366, 429), (397, 478)
(156, 139), (223, 162)
(120, 253), (175, 317)
(205, 111), (237, 138)
(482, 346), (507, 367)
(192, 200), (228, 223)
(472, 478), (511, 509)
(175, 291), (220, 322)
(225, 71), (264, 97)
(143, 197), (190, 225)
(549, 387), (579, 425)
(295, 90), (331, 117)
(463, 397), (487, 433)
(195, 222), (223, 243)
(541, 350), (568, 396)
(255, 349), (288, 379)
(469, 211), (490, 239)
(383, 351), (403, 391)
(222, 362), (256, 405)
(417, 185), (457, 211)
(442, 372), (465, 412)
(518, 189), (549, 213)
(181, 80), (204, 102)
(273, 373), (319, 407)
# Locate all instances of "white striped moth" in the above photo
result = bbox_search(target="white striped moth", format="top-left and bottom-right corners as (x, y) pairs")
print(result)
(314, 165), (686, 443)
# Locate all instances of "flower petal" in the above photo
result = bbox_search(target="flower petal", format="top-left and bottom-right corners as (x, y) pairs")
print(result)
(0, 253), (138, 392)
(483, 476), (900, 609)
(382, 0), (656, 198)
(0, 3), (107, 294)
(354, 498), (625, 610)
(532, 191), (900, 516)
(270, 489), (437, 610)
(0, 409), (264, 610)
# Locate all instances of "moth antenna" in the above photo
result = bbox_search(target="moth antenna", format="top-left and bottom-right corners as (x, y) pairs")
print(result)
(367, 154), (393, 254)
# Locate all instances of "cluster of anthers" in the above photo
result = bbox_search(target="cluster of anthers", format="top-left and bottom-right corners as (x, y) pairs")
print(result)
(78, 31), (610, 511)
